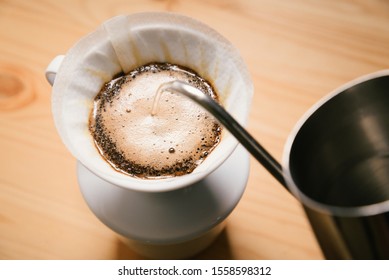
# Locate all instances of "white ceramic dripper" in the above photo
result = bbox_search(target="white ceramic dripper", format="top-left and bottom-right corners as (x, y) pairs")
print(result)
(46, 12), (253, 259)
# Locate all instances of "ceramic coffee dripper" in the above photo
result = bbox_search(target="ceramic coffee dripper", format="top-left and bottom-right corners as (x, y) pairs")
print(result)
(45, 13), (253, 259)
(163, 70), (389, 259)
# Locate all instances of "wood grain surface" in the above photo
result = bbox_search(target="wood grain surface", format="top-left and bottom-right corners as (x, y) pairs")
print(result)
(1, 0), (389, 260)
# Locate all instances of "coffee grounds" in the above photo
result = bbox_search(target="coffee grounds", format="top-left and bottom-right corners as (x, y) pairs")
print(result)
(89, 62), (222, 179)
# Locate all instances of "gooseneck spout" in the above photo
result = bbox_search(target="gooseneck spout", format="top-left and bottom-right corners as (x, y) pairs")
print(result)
(154, 80), (287, 189)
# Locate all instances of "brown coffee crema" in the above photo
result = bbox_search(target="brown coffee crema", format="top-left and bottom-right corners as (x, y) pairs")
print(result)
(89, 63), (222, 179)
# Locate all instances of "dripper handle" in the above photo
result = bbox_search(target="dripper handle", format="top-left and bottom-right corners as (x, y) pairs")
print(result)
(45, 55), (65, 86)
(158, 81), (288, 189)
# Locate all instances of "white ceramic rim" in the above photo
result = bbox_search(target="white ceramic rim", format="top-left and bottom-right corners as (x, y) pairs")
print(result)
(282, 69), (389, 217)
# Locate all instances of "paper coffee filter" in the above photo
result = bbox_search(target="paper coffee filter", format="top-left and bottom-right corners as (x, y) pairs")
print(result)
(52, 13), (253, 192)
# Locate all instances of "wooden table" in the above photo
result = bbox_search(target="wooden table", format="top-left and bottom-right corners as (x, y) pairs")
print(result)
(1, 0), (388, 260)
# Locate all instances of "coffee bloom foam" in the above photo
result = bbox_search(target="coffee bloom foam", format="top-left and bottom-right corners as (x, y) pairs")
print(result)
(89, 63), (222, 178)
